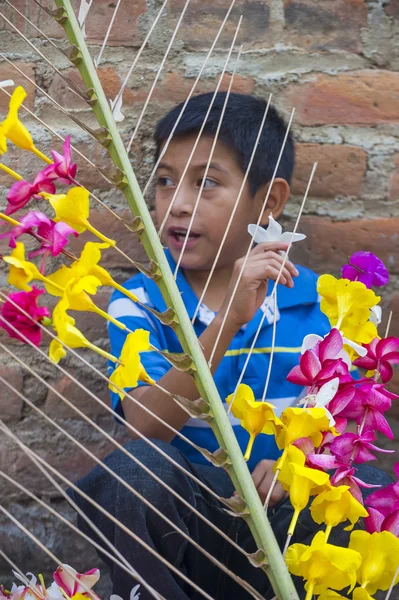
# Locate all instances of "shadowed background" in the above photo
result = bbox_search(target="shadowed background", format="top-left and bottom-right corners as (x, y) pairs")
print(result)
(0, 0), (398, 594)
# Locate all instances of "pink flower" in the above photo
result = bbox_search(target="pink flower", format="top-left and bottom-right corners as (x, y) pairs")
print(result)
(331, 464), (380, 505)
(287, 329), (354, 390)
(42, 136), (77, 184)
(0, 211), (77, 268)
(0, 287), (50, 346)
(339, 382), (397, 439)
(330, 430), (394, 464)
(353, 336), (399, 383)
(53, 564), (100, 600)
(5, 172), (56, 216)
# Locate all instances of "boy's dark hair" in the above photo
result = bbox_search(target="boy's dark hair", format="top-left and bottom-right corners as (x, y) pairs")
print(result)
(154, 92), (295, 196)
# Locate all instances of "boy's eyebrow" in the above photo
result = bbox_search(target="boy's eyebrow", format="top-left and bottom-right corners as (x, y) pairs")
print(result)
(157, 161), (229, 174)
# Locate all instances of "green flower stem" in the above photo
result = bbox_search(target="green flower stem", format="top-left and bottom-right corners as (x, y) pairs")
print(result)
(53, 3), (299, 597)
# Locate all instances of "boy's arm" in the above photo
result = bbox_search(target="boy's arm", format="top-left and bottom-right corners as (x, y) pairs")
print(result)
(124, 241), (298, 442)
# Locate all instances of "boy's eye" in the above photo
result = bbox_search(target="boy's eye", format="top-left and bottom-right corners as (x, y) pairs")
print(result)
(198, 177), (217, 189)
(157, 176), (174, 187)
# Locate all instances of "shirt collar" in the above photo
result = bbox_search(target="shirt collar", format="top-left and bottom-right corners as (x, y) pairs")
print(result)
(141, 251), (318, 328)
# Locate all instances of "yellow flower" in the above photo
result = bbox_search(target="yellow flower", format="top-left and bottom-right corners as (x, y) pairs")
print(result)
(0, 86), (51, 162)
(352, 589), (375, 600)
(42, 187), (116, 246)
(342, 321), (378, 360)
(310, 483), (368, 533)
(278, 445), (329, 536)
(225, 384), (282, 461)
(109, 330), (155, 400)
(50, 296), (117, 364)
(317, 591), (346, 600)
(276, 407), (337, 450)
(349, 530), (399, 595)
(3, 242), (46, 291)
(317, 275), (380, 330)
(286, 531), (362, 599)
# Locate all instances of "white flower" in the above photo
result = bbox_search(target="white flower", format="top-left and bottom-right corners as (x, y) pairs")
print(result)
(248, 215), (306, 245)
(370, 305), (382, 326)
(111, 584), (141, 600)
(0, 80), (14, 89)
(110, 94), (125, 123)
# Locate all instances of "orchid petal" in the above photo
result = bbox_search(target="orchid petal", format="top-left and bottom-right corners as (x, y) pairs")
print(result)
(279, 231), (307, 244)
(247, 223), (269, 244)
(315, 378), (339, 408)
(301, 333), (323, 354)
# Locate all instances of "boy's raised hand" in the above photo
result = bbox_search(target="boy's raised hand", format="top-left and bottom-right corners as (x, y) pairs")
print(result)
(220, 242), (299, 330)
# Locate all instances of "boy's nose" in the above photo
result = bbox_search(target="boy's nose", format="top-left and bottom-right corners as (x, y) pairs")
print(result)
(169, 183), (195, 217)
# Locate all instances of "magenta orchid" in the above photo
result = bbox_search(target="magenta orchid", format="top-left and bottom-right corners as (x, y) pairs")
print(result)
(6, 171), (56, 215)
(41, 136), (77, 184)
(341, 251), (389, 288)
(365, 465), (399, 535)
(53, 564), (100, 600)
(0, 286), (50, 346)
(330, 430), (394, 465)
(0, 211), (77, 271)
(330, 465), (380, 505)
(353, 336), (399, 383)
(287, 328), (354, 390)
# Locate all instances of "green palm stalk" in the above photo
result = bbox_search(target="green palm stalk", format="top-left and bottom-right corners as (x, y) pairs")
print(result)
(52, 2), (298, 597)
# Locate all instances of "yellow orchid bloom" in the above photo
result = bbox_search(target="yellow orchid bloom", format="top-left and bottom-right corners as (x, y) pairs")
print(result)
(278, 445), (329, 536)
(352, 588), (375, 600)
(317, 275), (380, 330)
(226, 384), (282, 461)
(50, 296), (117, 364)
(276, 407), (337, 450)
(109, 330), (155, 400)
(286, 531), (362, 600)
(317, 591), (346, 600)
(3, 242), (64, 293)
(42, 187), (116, 246)
(342, 321), (378, 360)
(349, 530), (399, 595)
(0, 86), (51, 163)
(310, 483), (368, 535)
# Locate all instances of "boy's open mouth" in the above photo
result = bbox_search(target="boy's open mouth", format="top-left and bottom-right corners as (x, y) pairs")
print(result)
(167, 226), (201, 251)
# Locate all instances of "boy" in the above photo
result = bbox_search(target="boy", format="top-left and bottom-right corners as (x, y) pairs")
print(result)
(70, 93), (389, 599)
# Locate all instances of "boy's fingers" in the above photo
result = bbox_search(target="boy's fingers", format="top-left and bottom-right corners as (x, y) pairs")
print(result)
(251, 241), (289, 256)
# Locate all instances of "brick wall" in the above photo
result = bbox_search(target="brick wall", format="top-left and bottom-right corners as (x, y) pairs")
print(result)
(0, 0), (399, 590)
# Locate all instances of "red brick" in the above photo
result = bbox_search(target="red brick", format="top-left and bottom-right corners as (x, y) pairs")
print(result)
(0, 62), (36, 112)
(389, 154), (399, 201)
(166, 0), (271, 49)
(284, 0), (367, 53)
(292, 217), (399, 276)
(2, 0), (146, 46)
(283, 71), (399, 126)
(45, 374), (110, 419)
(157, 72), (255, 105)
(0, 366), (23, 422)
(292, 144), (367, 197)
(385, 2), (399, 19)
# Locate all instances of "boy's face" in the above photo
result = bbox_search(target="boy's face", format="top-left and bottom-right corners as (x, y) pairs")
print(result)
(155, 133), (269, 272)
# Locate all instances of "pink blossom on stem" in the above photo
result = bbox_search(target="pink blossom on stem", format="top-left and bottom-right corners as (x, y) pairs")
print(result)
(330, 430), (394, 464)
(0, 286), (50, 346)
(339, 382), (397, 439)
(353, 336), (399, 383)
(5, 172), (56, 215)
(331, 464), (380, 505)
(41, 136), (77, 184)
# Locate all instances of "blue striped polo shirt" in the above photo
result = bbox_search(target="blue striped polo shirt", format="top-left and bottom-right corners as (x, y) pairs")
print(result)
(107, 249), (330, 472)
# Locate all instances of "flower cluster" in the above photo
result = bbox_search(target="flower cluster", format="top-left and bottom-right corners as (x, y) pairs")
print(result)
(0, 85), (153, 393)
(227, 248), (399, 599)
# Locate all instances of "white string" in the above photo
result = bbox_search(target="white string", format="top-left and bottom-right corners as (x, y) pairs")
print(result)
(191, 95), (273, 323)
(142, 0), (237, 197)
(126, 0), (193, 152)
(109, 0), (170, 121)
(0, 471), (164, 600)
(228, 164), (317, 413)
(94, 0), (123, 67)
(208, 108), (296, 366)
(173, 41), (243, 277)
(78, 0), (94, 37)
(261, 288), (278, 402)
(385, 564), (399, 600)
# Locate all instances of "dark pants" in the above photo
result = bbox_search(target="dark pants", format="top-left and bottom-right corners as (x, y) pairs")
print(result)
(69, 439), (392, 600)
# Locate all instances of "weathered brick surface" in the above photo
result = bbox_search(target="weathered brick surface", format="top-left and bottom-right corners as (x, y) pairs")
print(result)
(283, 71), (399, 126)
(283, 0), (368, 53)
(292, 143), (367, 197)
(1, 0), (399, 584)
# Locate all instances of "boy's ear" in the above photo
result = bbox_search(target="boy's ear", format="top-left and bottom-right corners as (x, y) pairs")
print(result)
(255, 178), (291, 226)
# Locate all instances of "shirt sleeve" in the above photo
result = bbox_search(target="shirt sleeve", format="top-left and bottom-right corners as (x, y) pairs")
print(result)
(107, 292), (172, 419)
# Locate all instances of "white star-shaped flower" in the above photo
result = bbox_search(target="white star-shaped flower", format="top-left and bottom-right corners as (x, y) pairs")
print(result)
(248, 215), (306, 245)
